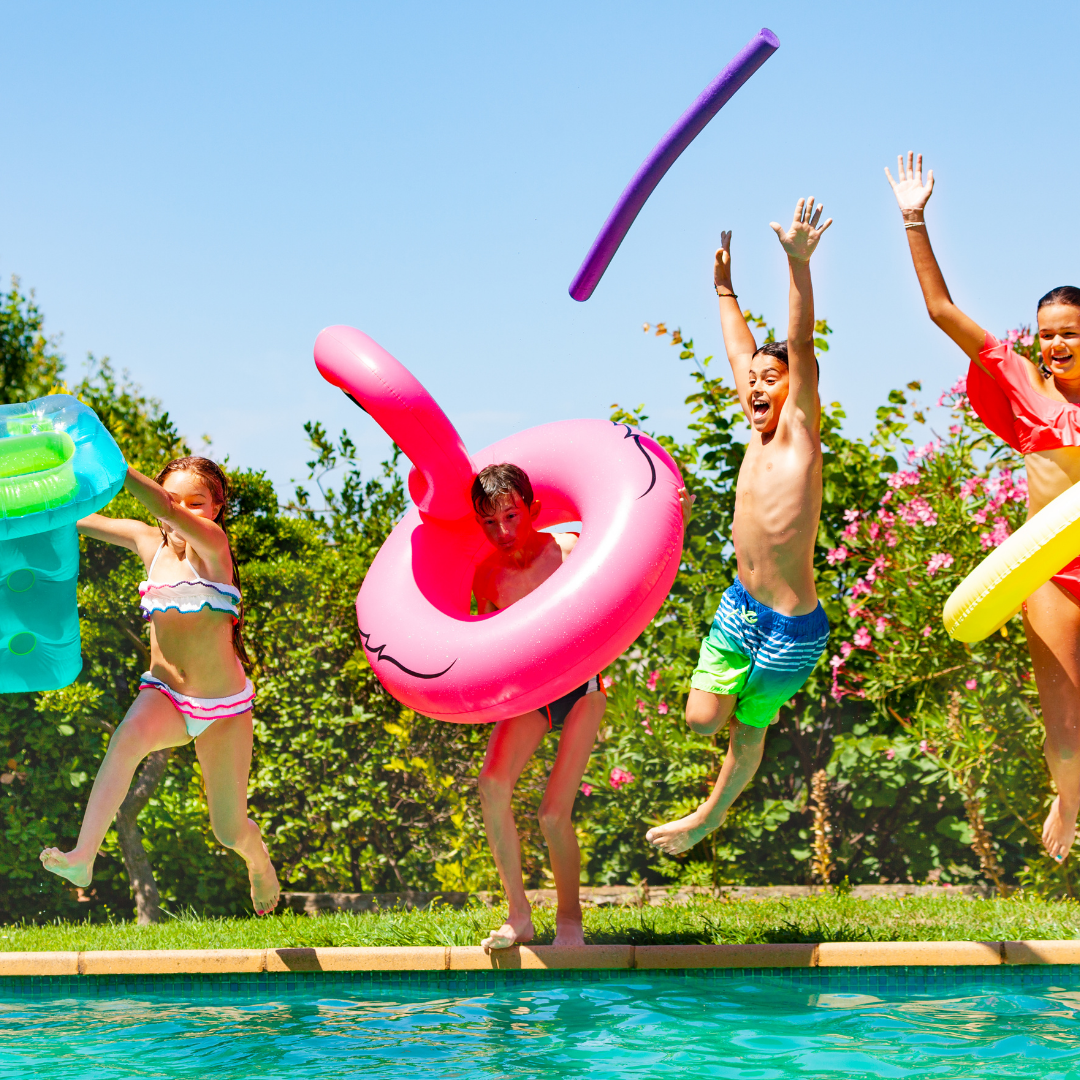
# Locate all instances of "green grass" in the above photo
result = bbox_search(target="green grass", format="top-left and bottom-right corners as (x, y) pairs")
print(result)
(2, 894), (1079, 952)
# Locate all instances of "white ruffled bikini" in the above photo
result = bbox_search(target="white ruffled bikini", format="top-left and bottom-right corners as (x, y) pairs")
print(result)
(137, 542), (253, 736)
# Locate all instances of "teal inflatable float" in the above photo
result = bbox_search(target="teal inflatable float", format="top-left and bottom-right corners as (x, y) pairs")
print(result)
(0, 396), (126, 692)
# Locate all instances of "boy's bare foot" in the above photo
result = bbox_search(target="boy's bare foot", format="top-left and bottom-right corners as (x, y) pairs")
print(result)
(553, 914), (586, 947)
(482, 913), (535, 950)
(39, 848), (93, 888)
(1042, 796), (1078, 863)
(248, 845), (280, 915)
(646, 808), (724, 856)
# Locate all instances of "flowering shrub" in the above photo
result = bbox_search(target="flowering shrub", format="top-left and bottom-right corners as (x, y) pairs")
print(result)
(609, 768), (635, 790)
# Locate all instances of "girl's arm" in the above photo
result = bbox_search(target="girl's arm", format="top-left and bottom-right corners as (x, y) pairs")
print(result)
(77, 513), (159, 555)
(885, 152), (986, 363)
(714, 231), (757, 412)
(124, 467), (233, 575)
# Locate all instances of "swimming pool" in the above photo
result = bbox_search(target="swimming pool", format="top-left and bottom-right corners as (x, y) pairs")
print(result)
(2, 966), (1079, 1078)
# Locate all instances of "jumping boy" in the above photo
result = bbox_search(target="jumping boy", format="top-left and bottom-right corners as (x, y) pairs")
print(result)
(473, 463), (691, 949)
(646, 197), (833, 858)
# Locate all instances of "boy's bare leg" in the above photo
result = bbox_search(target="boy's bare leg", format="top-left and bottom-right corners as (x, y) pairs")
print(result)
(646, 693), (766, 855)
(40, 691), (190, 886)
(477, 711), (549, 948)
(539, 691), (606, 946)
(1024, 581), (1080, 861)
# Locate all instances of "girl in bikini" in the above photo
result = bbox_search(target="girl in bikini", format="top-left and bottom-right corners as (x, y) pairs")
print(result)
(40, 457), (280, 913)
(887, 151), (1080, 863)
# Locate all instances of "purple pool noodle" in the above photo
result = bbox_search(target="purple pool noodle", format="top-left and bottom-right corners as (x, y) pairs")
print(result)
(569, 28), (779, 302)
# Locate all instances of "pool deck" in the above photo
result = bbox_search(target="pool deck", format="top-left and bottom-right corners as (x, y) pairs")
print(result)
(2, 940), (1080, 976)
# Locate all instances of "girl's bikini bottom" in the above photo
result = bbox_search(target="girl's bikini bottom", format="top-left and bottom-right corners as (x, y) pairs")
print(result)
(139, 672), (255, 738)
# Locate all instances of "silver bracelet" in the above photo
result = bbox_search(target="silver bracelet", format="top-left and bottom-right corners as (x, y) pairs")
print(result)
(903, 220), (926, 229)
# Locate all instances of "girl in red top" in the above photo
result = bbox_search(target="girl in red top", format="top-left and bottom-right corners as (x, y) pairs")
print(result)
(887, 151), (1080, 863)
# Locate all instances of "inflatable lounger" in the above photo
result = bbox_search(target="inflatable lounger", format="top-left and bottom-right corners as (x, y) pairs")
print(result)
(0, 396), (126, 692)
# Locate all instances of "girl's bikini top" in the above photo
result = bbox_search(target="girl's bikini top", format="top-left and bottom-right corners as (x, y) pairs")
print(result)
(968, 332), (1080, 455)
(138, 542), (241, 622)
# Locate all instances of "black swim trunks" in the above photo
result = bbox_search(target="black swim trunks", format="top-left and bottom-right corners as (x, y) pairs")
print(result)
(540, 675), (604, 732)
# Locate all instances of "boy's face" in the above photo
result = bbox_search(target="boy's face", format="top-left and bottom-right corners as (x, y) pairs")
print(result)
(746, 360), (789, 434)
(475, 492), (539, 553)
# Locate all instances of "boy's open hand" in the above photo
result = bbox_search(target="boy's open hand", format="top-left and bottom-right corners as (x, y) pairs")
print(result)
(714, 230), (732, 288)
(770, 197), (832, 262)
(884, 151), (934, 213)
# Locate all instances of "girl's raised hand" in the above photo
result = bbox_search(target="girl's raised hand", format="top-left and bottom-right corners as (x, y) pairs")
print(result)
(769, 197), (832, 262)
(885, 151), (934, 213)
(714, 230), (733, 287)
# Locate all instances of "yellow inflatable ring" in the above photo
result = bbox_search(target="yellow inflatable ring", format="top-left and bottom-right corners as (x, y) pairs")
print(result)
(944, 481), (1080, 641)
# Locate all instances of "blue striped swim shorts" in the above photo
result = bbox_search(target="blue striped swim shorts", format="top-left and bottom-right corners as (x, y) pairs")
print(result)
(690, 578), (830, 728)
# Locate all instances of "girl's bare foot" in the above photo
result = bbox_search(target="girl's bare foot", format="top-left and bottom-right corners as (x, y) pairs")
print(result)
(553, 913), (585, 947)
(1043, 795), (1078, 863)
(247, 845), (280, 915)
(482, 912), (535, 950)
(39, 848), (94, 888)
(646, 808), (724, 856)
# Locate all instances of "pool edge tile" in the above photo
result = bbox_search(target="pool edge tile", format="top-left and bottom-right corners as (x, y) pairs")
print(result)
(634, 944), (817, 969)
(816, 941), (1002, 967)
(78, 950), (267, 975)
(0, 951), (78, 977)
(1003, 940), (1080, 965)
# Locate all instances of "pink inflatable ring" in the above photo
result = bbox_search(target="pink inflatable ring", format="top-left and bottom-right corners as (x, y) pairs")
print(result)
(314, 325), (685, 723)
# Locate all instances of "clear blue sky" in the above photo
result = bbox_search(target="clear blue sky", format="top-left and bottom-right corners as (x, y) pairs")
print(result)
(1, 1), (1075, 495)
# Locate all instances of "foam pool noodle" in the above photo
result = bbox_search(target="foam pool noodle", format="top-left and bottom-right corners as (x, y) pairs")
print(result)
(0, 396), (127, 692)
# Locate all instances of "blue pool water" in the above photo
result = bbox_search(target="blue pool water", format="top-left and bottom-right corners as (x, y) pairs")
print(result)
(3, 967), (1080, 1078)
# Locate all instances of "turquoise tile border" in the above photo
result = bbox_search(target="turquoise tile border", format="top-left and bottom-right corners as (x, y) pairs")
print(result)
(2, 964), (1080, 1001)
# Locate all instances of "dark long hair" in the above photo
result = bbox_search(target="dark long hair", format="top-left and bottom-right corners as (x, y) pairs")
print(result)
(154, 456), (250, 670)
(1038, 286), (1080, 312)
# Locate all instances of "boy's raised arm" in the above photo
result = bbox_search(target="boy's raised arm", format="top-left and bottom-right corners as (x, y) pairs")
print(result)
(770, 197), (831, 424)
(714, 231), (757, 407)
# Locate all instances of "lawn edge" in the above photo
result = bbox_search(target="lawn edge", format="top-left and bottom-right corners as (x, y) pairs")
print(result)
(3, 940), (1080, 974)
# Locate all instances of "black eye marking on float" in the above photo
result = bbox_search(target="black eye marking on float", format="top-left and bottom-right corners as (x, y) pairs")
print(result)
(614, 423), (657, 499)
(358, 629), (457, 679)
(342, 390), (368, 414)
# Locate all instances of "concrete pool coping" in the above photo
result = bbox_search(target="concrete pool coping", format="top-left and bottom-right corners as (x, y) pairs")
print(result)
(1, 940), (1079, 976)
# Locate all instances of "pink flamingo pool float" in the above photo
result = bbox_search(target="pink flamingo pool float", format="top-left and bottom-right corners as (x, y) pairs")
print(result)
(314, 325), (685, 723)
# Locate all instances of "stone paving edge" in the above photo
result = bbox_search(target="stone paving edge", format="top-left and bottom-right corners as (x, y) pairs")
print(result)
(3, 941), (1080, 975)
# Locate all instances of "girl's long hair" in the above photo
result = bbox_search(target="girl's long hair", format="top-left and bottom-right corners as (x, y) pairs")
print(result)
(153, 456), (251, 670)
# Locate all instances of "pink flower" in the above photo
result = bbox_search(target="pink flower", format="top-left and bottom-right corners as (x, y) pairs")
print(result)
(918, 739), (929, 753)
(840, 641), (854, 659)
(641, 719), (653, 735)
(897, 496), (938, 527)
(580, 783), (592, 797)
(826, 546), (849, 566)
(925, 552), (954, 577)
(885, 530), (899, 548)
(636, 698), (648, 714)
(843, 509), (861, 522)
(908, 439), (941, 464)
(602, 675), (613, 689)
(959, 477), (983, 500)
(854, 627), (871, 648)
(921, 626), (933, 637)
(1005, 328), (1021, 345)
(830, 654), (844, 671)
(875, 616), (889, 634)
(842, 522), (859, 540)
(866, 557), (887, 583)
(850, 578), (872, 599)
(979, 517), (1011, 550)
(949, 424), (961, 435)
(657, 701), (669, 715)
(887, 470), (921, 490)
(868, 522), (881, 540)
(885, 748), (896, 760)
(880, 491), (894, 505)
(646, 670), (660, 691)
(877, 508), (896, 526)
(1020, 333), (1034, 347)
(609, 767), (635, 790)
(965, 678), (977, 690)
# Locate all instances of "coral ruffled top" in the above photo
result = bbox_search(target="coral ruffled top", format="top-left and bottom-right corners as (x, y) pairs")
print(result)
(968, 333), (1080, 454)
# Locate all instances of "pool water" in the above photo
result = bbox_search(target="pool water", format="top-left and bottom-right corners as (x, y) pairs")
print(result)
(3, 969), (1080, 1078)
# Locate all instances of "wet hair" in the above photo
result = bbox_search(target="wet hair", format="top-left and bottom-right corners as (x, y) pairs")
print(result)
(751, 339), (819, 378)
(154, 456), (250, 670)
(471, 463), (534, 517)
(1037, 286), (1080, 313)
